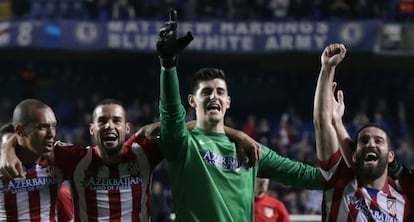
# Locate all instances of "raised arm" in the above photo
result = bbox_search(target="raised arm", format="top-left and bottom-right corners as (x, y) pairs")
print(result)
(157, 9), (193, 158)
(313, 43), (346, 161)
(331, 87), (353, 167)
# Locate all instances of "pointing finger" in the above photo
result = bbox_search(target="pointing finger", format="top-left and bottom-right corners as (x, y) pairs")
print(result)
(169, 9), (177, 22)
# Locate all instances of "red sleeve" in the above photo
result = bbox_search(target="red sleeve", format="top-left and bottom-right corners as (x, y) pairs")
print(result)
(53, 141), (88, 176)
(318, 150), (353, 189)
(318, 150), (342, 171)
(57, 183), (73, 222)
(124, 134), (163, 170)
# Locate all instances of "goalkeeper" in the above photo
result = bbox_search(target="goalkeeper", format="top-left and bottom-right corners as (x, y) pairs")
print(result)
(156, 9), (322, 222)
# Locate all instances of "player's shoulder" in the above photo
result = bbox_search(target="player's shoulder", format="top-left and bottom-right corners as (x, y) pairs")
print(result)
(126, 135), (159, 149)
(54, 141), (73, 147)
(54, 140), (89, 150)
(128, 139), (155, 151)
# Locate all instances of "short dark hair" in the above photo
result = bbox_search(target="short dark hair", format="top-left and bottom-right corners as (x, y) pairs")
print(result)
(354, 124), (392, 150)
(12, 99), (51, 126)
(92, 99), (125, 120)
(96, 99), (123, 107)
(190, 67), (227, 94)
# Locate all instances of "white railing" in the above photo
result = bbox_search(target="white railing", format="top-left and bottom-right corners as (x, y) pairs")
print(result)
(170, 214), (322, 221)
(290, 214), (321, 222)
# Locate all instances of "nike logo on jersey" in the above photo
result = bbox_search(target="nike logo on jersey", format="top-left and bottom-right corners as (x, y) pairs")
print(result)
(199, 140), (213, 145)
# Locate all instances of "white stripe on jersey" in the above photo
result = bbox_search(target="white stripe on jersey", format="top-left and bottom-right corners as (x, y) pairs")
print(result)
(39, 185), (53, 221)
(320, 158), (341, 182)
(0, 163), (59, 221)
(321, 158), (408, 222)
(133, 143), (151, 222)
(117, 163), (133, 222)
(16, 191), (31, 221)
(0, 185), (5, 220)
(72, 147), (93, 221)
(68, 144), (152, 222)
(337, 179), (359, 222)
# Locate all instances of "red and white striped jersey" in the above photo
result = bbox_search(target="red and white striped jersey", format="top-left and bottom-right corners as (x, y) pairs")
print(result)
(57, 183), (73, 222)
(319, 151), (412, 222)
(0, 158), (61, 221)
(54, 134), (163, 222)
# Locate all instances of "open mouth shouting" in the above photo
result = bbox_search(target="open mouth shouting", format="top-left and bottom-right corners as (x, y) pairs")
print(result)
(206, 103), (221, 114)
(102, 132), (118, 146)
(42, 141), (55, 153)
(363, 151), (379, 165)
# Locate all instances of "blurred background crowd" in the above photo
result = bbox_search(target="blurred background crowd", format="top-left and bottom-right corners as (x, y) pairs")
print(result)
(1, 0), (414, 221)
(0, 0), (413, 21)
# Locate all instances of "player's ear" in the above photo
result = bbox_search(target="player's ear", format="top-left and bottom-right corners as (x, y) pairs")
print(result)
(388, 150), (395, 163)
(188, 94), (196, 108)
(125, 122), (131, 135)
(89, 123), (94, 135)
(15, 125), (25, 136)
(226, 96), (231, 109)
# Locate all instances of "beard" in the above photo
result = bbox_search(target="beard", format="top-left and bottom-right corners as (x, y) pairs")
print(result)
(354, 153), (388, 181)
(104, 145), (123, 156)
(98, 139), (124, 157)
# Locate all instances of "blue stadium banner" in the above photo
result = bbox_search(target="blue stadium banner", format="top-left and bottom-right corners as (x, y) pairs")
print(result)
(0, 20), (380, 53)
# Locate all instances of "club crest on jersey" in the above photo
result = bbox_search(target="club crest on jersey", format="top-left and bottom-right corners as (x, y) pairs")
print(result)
(349, 196), (398, 222)
(387, 199), (396, 217)
(264, 207), (274, 218)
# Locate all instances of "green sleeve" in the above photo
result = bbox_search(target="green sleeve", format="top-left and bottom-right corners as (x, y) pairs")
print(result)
(160, 68), (181, 109)
(159, 68), (188, 160)
(258, 145), (322, 190)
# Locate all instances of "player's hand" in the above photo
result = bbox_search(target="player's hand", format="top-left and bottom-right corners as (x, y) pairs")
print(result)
(332, 82), (345, 124)
(0, 135), (25, 178)
(388, 159), (414, 179)
(321, 43), (346, 68)
(156, 9), (193, 69)
(235, 135), (263, 168)
(135, 122), (161, 140)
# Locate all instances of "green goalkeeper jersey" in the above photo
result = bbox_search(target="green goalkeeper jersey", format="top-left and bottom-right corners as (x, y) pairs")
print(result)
(159, 68), (322, 222)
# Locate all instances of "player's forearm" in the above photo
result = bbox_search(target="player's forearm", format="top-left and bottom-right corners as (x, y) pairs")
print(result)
(1, 134), (17, 155)
(0, 134), (23, 178)
(332, 118), (353, 167)
(276, 161), (322, 190)
(159, 68), (187, 156)
(313, 66), (337, 161)
(313, 66), (335, 125)
(160, 68), (181, 107)
(223, 126), (244, 142)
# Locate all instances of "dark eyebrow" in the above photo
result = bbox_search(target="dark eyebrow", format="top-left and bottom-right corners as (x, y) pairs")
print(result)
(97, 116), (108, 121)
